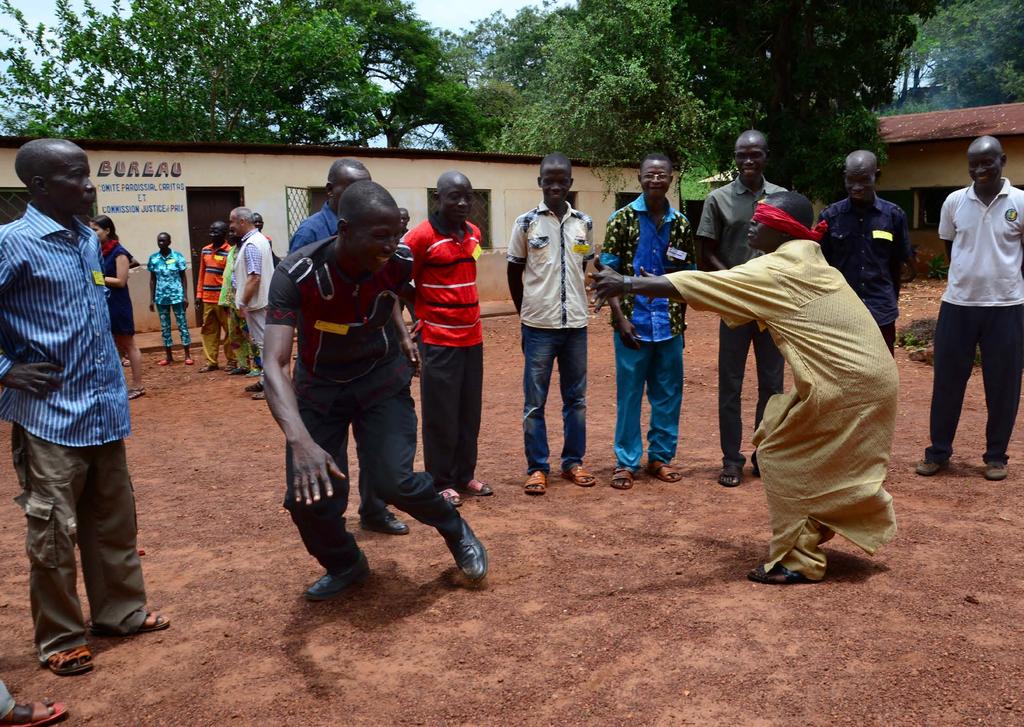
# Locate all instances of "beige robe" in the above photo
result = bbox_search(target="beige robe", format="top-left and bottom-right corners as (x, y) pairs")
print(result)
(666, 239), (898, 579)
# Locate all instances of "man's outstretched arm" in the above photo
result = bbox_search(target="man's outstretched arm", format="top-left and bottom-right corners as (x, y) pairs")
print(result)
(262, 324), (344, 506)
(588, 259), (679, 310)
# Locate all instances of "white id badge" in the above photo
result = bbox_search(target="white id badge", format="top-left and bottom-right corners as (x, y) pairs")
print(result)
(666, 248), (688, 261)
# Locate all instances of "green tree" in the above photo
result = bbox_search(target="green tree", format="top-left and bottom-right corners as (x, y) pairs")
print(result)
(320, 0), (482, 148)
(497, 0), (709, 177)
(678, 0), (939, 201)
(441, 4), (573, 151)
(0, 0), (487, 148)
(480, 0), (937, 200)
(921, 0), (1024, 109)
(0, 0), (370, 143)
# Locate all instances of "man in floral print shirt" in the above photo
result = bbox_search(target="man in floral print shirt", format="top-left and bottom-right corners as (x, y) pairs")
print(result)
(599, 153), (695, 490)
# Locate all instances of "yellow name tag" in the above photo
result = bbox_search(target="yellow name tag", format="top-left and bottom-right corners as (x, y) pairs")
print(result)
(314, 320), (349, 335)
(92, 270), (105, 285)
(166, 258), (177, 265)
(573, 243), (591, 255)
(872, 230), (894, 241)
(471, 245), (482, 261)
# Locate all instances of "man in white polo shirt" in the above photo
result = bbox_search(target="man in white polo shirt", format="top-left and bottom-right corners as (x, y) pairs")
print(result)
(507, 152), (596, 495)
(917, 135), (1024, 481)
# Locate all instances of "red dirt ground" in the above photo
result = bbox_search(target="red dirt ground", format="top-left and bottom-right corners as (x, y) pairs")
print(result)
(1, 279), (1022, 726)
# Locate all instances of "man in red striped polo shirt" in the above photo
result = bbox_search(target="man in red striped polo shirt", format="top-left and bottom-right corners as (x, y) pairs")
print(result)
(196, 220), (236, 372)
(405, 171), (492, 505)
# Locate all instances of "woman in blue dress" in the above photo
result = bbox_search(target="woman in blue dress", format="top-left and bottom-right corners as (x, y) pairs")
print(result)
(91, 215), (145, 399)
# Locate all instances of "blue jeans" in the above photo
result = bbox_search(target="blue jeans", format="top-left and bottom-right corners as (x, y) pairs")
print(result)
(522, 325), (587, 474)
(613, 333), (683, 470)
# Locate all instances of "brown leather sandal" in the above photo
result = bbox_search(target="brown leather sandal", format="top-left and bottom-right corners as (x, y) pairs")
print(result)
(611, 467), (634, 490)
(646, 460), (682, 483)
(524, 471), (547, 495)
(45, 645), (93, 676)
(560, 465), (596, 487)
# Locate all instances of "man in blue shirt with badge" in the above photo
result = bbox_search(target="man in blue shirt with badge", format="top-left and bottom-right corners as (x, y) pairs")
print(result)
(288, 158), (370, 253)
(818, 150), (913, 354)
(600, 153), (695, 490)
(0, 139), (167, 676)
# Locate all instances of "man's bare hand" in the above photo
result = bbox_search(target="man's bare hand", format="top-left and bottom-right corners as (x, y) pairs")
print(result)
(289, 437), (345, 506)
(586, 259), (625, 312)
(614, 314), (641, 350)
(0, 362), (62, 395)
(400, 337), (421, 377)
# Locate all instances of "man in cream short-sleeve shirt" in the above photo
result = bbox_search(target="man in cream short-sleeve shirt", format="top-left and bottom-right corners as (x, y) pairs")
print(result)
(507, 152), (596, 494)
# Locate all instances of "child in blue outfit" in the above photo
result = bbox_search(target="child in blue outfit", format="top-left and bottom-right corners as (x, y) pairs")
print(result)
(147, 231), (193, 365)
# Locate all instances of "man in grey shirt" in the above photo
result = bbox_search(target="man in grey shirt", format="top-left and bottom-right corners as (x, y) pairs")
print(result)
(696, 129), (786, 487)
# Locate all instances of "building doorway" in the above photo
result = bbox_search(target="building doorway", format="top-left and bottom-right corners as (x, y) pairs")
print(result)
(186, 187), (243, 325)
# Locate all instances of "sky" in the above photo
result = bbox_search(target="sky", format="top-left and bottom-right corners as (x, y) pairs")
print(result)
(0, 0), (567, 35)
(412, 0), (568, 32)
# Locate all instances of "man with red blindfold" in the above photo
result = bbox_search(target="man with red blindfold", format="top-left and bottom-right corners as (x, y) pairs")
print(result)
(589, 191), (899, 584)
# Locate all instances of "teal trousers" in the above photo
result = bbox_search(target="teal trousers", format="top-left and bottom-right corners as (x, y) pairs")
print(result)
(613, 333), (683, 470)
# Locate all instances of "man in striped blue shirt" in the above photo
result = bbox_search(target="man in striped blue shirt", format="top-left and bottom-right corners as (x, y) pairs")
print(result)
(0, 139), (167, 676)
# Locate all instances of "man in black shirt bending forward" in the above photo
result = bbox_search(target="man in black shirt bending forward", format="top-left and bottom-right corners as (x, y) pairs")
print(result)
(263, 181), (487, 600)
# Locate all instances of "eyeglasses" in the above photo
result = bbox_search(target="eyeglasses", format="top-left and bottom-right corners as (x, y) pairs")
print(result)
(641, 173), (670, 182)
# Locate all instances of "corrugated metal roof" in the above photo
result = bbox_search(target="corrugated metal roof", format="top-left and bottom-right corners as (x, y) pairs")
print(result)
(879, 102), (1024, 144)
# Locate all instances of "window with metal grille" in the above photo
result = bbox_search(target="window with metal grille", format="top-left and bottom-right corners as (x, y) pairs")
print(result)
(0, 188), (30, 225)
(426, 188), (492, 248)
(285, 186), (312, 240)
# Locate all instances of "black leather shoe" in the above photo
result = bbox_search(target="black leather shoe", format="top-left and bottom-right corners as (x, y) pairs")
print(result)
(751, 450), (760, 478)
(445, 520), (488, 582)
(360, 510), (410, 535)
(304, 551), (370, 601)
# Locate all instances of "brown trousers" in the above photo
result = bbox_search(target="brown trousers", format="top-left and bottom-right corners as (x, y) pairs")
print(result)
(11, 425), (148, 661)
(200, 302), (233, 367)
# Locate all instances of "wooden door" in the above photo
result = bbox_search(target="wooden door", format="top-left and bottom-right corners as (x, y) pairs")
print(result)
(185, 187), (243, 325)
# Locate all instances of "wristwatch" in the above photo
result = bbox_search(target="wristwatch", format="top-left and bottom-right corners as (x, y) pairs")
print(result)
(622, 275), (633, 295)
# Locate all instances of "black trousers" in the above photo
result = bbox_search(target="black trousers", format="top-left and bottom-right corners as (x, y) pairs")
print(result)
(420, 343), (483, 489)
(925, 301), (1024, 466)
(718, 320), (785, 468)
(284, 385), (462, 575)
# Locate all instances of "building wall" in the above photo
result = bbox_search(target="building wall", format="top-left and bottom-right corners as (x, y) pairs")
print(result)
(0, 146), (644, 332)
(879, 137), (1024, 265)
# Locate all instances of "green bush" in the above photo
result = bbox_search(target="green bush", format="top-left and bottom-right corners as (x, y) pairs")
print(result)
(927, 254), (949, 279)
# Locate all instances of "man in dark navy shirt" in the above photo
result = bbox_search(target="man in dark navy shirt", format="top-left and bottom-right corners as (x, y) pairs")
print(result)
(818, 150), (913, 354)
(263, 181), (487, 600)
(288, 158), (370, 253)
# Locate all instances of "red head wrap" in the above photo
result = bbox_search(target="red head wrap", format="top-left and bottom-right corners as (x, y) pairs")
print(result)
(752, 201), (828, 242)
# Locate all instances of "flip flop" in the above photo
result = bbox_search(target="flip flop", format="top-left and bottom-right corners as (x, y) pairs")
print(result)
(157, 360), (171, 366)
(439, 488), (462, 507)
(1, 699), (68, 726)
(184, 358), (194, 365)
(90, 611), (170, 637)
(458, 479), (493, 496)
(127, 387), (146, 400)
